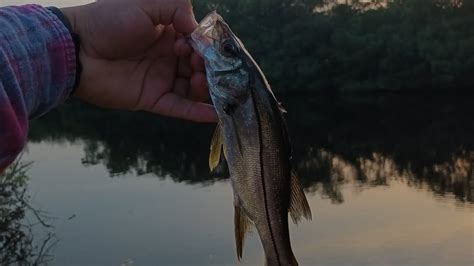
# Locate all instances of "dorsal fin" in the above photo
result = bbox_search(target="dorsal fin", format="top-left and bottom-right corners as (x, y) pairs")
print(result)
(289, 170), (312, 224)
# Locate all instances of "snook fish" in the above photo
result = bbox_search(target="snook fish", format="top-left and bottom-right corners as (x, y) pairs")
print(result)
(190, 12), (312, 266)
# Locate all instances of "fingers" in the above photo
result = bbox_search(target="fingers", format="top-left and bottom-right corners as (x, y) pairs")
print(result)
(175, 37), (193, 57)
(153, 25), (177, 55)
(191, 52), (205, 72)
(177, 54), (192, 78)
(173, 77), (190, 98)
(150, 93), (218, 122)
(140, 0), (198, 34)
(173, 2), (198, 34)
(176, 51), (209, 102)
(172, 73), (209, 102)
(189, 72), (209, 102)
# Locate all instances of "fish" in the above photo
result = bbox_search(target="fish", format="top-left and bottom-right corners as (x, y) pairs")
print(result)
(190, 11), (312, 266)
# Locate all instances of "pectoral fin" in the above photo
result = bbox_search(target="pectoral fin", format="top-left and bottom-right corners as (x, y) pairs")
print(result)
(289, 170), (312, 224)
(278, 102), (287, 114)
(209, 121), (224, 171)
(234, 205), (253, 260)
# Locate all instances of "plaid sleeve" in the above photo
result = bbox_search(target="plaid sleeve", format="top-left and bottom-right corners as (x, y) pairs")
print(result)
(0, 5), (76, 172)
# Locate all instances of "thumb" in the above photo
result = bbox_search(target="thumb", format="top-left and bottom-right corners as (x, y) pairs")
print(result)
(173, 0), (198, 34)
(141, 0), (198, 34)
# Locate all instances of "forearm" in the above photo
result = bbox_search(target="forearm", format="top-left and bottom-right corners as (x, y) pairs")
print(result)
(0, 5), (76, 172)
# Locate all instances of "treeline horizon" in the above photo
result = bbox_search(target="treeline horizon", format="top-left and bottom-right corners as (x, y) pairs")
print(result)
(29, 95), (474, 203)
(193, 0), (474, 93)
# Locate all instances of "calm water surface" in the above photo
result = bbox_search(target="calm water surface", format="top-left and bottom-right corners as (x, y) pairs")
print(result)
(20, 142), (473, 266)
(2, 94), (472, 265)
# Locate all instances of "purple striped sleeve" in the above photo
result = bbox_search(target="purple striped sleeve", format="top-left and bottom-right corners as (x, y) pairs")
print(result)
(0, 5), (76, 172)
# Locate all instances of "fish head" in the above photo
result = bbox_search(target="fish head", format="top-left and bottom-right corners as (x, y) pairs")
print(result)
(190, 11), (251, 117)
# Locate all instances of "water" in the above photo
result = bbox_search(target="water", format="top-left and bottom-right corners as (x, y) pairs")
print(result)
(2, 94), (473, 265)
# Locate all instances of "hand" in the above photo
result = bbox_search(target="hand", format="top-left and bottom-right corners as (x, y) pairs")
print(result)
(61, 0), (217, 122)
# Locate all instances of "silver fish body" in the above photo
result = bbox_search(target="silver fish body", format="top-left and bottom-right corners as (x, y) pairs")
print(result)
(191, 12), (311, 266)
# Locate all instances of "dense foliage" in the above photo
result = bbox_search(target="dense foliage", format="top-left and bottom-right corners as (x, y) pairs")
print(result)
(193, 0), (474, 93)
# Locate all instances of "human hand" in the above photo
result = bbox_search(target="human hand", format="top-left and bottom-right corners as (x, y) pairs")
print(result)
(61, 0), (217, 122)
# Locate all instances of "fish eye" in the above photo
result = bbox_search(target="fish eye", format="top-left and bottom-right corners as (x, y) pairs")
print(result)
(221, 39), (238, 57)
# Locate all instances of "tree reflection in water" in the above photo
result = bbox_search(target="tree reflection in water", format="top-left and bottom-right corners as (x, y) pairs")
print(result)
(296, 148), (472, 204)
(0, 161), (57, 265)
(29, 95), (473, 205)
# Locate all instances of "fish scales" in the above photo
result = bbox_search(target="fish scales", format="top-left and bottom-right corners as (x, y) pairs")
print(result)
(252, 80), (293, 265)
(190, 11), (312, 266)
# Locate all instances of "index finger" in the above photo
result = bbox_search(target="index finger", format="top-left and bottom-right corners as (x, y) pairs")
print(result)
(150, 92), (217, 122)
(140, 0), (198, 34)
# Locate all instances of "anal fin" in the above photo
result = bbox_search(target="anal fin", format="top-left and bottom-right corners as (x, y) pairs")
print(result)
(234, 205), (253, 260)
(289, 169), (312, 224)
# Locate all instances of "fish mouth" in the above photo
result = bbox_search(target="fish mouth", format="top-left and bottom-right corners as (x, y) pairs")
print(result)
(190, 11), (221, 56)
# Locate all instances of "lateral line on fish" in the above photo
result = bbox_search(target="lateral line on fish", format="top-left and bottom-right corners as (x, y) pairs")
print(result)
(250, 85), (281, 266)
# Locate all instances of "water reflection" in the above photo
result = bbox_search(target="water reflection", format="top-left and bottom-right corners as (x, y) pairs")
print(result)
(297, 148), (472, 204)
(0, 161), (57, 265)
(29, 95), (474, 204)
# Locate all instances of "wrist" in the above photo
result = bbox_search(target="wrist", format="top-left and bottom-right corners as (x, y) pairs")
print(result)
(60, 7), (79, 33)
(49, 6), (83, 95)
